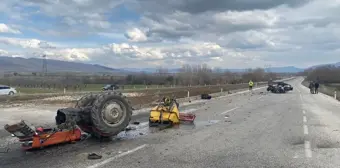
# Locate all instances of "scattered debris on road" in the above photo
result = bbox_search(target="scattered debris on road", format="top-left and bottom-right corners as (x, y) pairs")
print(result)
(0, 147), (9, 153)
(125, 126), (137, 131)
(87, 153), (102, 160)
(201, 94), (212, 100)
(132, 121), (140, 125)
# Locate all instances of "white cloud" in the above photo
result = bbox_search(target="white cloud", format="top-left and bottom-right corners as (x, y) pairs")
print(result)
(0, 37), (56, 49)
(213, 10), (279, 27)
(125, 28), (148, 42)
(0, 0), (340, 68)
(0, 49), (9, 56)
(0, 23), (21, 34)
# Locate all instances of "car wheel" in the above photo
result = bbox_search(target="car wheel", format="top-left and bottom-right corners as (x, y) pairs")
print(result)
(8, 91), (14, 95)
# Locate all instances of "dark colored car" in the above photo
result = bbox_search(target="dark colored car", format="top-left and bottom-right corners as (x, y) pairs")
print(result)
(267, 84), (286, 93)
(102, 84), (119, 91)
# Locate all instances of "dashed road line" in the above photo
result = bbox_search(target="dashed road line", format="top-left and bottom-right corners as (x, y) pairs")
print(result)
(303, 125), (309, 135)
(257, 95), (264, 100)
(302, 110), (312, 158)
(87, 144), (148, 168)
(221, 107), (239, 115)
(304, 140), (312, 158)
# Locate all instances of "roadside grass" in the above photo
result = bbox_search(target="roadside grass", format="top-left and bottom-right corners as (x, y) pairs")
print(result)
(302, 80), (339, 100)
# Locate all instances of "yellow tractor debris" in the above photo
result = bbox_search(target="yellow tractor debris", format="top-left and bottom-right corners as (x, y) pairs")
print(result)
(149, 97), (195, 127)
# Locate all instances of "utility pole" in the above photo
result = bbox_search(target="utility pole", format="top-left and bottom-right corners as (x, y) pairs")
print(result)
(42, 55), (47, 75)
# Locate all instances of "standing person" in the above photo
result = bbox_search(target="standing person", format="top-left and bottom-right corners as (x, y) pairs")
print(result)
(249, 80), (254, 91)
(314, 81), (320, 94)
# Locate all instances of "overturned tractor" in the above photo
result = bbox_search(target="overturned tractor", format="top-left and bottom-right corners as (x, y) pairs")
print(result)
(56, 91), (133, 138)
(5, 91), (133, 150)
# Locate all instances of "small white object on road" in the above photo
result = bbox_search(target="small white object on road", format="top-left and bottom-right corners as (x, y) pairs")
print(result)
(303, 110), (306, 114)
(221, 107), (239, 115)
(86, 144), (148, 168)
(303, 116), (307, 123)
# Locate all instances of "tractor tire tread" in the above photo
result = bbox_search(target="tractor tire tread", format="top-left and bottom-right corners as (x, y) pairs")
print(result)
(90, 91), (132, 138)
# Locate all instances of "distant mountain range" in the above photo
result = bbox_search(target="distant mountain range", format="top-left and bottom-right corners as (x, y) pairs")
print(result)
(308, 62), (340, 69)
(0, 56), (126, 74)
(0, 56), (338, 74)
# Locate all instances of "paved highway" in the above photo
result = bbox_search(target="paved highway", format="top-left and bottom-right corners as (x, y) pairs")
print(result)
(1, 77), (340, 168)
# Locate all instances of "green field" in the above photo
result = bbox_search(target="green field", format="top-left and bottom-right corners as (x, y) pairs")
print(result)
(16, 84), (174, 94)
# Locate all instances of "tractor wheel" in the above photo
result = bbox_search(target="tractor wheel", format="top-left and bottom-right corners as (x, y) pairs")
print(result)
(75, 93), (98, 108)
(74, 93), (98, 134)
(90, 91), (132, 138)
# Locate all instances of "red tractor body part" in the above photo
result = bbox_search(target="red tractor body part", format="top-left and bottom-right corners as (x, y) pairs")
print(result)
(179, 112), (196, 122)
(4, 120), (82, 150)
(22, 128), (82, 150)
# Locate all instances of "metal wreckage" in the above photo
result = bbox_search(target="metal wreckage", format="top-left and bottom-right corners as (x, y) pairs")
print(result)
(4, 91), (195, 150)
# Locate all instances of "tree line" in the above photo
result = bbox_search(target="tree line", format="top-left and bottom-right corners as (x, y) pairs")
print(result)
(0, 64), (280, 90)
(304, 65), (340, 83)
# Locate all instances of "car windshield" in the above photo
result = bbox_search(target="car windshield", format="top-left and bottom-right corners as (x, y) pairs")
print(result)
(0, 1), (339, 168)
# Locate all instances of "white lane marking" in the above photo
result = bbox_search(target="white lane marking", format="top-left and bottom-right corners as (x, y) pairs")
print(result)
(293, 153), (299, 159)
(303, 125), (309, 135)
(303, 116), (307, 123)
(257, 95), (264, 100)
(300, 94), (303, 101)
(181, 108), (199, 113)
(221, 107), (239, 115)
(296, 87), (301, 93)
(302, 110), (306, 114)
(87, 144), (148, 168)
(304, 140), (312, 158)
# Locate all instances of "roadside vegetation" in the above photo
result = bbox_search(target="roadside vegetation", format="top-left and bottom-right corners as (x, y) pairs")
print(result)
(0, 64), (282, 94)
(302, 65), (340, 100)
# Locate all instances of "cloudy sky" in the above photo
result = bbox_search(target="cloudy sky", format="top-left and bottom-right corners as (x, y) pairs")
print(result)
(0, 0), (339, 69)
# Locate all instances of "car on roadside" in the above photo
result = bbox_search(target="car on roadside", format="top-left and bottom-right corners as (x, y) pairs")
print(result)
(0, 85), (17, 95)
(102, 84), (119, 91)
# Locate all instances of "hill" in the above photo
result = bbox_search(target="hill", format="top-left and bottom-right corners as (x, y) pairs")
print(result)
(308, 62), (340, 69)
(0, 56), (126, 74)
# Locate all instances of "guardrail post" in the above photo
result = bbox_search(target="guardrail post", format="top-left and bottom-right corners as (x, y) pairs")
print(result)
(334, 91), (337, 99)
(187, 90), (190, 99)
(63, 88), (66, 94)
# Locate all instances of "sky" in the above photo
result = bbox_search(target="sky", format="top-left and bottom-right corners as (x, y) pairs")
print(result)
(0, 0), (339, 69)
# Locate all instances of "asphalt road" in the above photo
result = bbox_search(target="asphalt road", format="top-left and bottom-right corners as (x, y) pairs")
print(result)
(1, 77), (340, 168)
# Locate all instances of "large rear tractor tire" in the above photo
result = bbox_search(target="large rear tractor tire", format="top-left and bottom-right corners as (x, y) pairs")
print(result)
(74, 93), (98, 134)
(75, 93), (98, 108)
(90, 91), (132, 138)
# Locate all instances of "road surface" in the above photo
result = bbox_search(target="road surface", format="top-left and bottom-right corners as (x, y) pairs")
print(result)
(1, 77), (340, 168)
